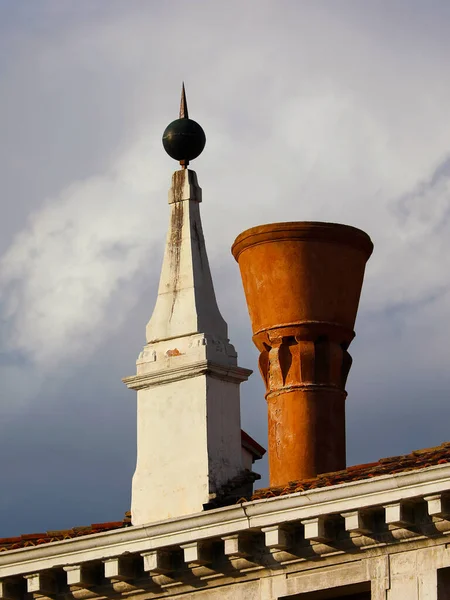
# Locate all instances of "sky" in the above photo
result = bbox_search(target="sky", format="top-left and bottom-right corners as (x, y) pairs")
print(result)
(1, 0), (450, 537)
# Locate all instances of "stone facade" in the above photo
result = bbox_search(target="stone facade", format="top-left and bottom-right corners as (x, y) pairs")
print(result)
(2, 465), (450, 598)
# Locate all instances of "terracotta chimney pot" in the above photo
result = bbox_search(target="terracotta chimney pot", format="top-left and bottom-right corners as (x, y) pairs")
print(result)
(232, 222), (373, 486)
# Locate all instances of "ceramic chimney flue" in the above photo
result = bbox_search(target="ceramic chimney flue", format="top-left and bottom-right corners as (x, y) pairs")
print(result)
(232, 222), (373, 487)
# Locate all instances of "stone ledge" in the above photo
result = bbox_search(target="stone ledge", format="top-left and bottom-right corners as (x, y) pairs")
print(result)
(1, 464), (450, 582)
(123, 360), (252, 389)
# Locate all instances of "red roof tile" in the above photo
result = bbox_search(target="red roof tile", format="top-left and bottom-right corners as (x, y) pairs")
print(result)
(0, 519), (128, 553)
(248, 443), (450, 501)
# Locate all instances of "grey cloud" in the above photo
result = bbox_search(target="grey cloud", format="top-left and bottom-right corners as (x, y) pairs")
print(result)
(1, 0), (450, 536)
(394, 154), (450, 222)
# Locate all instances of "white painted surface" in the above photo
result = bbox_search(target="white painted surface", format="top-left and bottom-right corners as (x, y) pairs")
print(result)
(145, 169), (228, 344)
(126, 169), (250, 526)
(242, 447), (253, 471)
(131, 372), (246, 525)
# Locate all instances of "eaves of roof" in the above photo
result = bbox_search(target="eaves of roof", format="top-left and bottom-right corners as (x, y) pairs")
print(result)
(1, 442), (449, 553)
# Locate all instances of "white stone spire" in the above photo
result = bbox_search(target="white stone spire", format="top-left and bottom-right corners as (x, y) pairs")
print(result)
(124, 168), (252, 526)
(145, 169), (229, 345)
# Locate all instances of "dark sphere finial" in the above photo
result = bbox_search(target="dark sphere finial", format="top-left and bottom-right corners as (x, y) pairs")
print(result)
(162, 83), (206, 168)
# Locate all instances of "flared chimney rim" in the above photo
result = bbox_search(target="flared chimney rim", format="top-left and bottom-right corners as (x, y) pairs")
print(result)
(231, 221), (374, 262)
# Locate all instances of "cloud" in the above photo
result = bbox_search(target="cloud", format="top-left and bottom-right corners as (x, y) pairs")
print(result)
(1, 0), (450, 533)
(2, 0), (450, 387)
(364, 153), (450, 312)
(0, 138), (167, 368)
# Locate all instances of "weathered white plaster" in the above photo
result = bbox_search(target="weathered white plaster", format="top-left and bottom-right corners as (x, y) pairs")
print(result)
(425, 493), (450, 518)
(222, 534), (251, 558)
(385, 501), (414, 527)
(145, 169), (228, 344)
(303, 516), (328, 542)
(342, 509), (371, 534)
(242, 447), (254, 471)
(262, 525), (290, 550)
(124, 169), (251, 526)
(129, 373), (247, 525)
(142, 549), (172, 575)
(103, 557), (134, 581)
(63, 565), (96, 587)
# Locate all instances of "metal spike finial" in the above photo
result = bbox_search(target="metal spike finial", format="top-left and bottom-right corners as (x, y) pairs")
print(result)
(179, 82), (189, 119)
(162, 83), (205, 167)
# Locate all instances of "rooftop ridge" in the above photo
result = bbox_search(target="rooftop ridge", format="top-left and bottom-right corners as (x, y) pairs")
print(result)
(0, 520), (128, 553)
(248, 442), (450, 501)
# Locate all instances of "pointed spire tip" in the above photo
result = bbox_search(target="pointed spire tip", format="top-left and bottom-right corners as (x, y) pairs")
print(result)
(162, 82), (205, 168)
(179, 82), (189, 119)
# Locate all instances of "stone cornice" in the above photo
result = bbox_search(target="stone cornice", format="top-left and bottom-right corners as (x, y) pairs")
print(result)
(123, 360), (252, 389)
(2, 463), (450, 578)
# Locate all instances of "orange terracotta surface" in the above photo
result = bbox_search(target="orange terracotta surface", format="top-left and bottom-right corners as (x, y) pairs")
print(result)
(267, 388), (346, 484)
(232, 222), (373, 338)
(232, 222), (373, 487)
